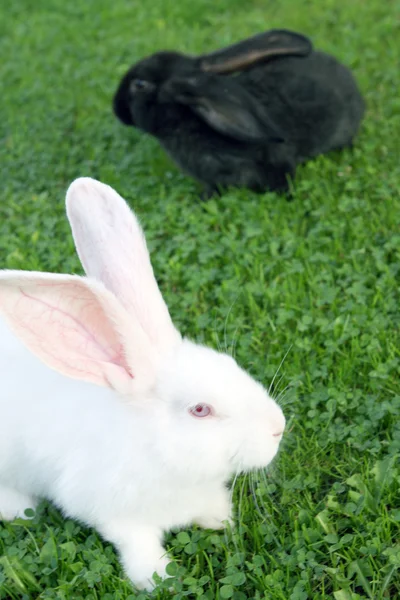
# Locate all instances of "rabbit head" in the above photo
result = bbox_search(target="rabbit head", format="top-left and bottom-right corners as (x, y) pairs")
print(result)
(112, 51), (194, 127)
(113, 29), (311, 140)
(0, 178), (285, 483)
(157, 340), (285, 475)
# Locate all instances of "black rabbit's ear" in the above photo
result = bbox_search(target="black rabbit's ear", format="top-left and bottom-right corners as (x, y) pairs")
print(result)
(200, 29), (311, 74)
(165, 76), (285, 143)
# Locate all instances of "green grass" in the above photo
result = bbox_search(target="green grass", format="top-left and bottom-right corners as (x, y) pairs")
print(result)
(1, 0), (400, 598)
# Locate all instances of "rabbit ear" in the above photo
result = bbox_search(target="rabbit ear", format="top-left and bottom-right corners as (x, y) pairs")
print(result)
(0, 271), (157, 395)
(164, 76), (285, 143)
(200, 29), (312, 74)
(66, 178), (181, 356)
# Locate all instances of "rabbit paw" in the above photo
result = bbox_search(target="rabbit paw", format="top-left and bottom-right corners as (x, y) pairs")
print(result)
(194, 489), (233, 530)
(130, 556), (172, 591)
(199, 185), (221, 201)
(195, 514), (233, 530)
(0, 486), (36, 521)
(100, 520), (172, 591)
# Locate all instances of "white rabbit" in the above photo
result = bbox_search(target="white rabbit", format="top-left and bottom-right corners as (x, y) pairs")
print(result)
(0, 178), (285, 590)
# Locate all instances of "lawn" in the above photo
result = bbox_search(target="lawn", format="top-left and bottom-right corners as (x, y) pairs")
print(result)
(1, 0), (400, 598)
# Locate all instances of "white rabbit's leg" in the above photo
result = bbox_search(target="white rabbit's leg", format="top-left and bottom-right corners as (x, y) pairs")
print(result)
(99, 520), (171, 590)
(0, 485), (37, 521)
(193, 486), (233, 530)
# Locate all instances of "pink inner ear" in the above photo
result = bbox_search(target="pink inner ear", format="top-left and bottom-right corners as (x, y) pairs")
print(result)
(0, 277), (134, 390)
(66, 179), (181, 355)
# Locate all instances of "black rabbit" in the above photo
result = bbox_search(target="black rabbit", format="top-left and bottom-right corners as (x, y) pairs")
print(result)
(113, 30), (365, 197)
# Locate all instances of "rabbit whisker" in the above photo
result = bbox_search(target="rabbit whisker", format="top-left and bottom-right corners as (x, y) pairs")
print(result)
(223, 291), (242, 355)
(268, 344), (293, 396)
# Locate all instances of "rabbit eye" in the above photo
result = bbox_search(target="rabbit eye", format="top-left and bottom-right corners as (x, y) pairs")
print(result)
(189, 403), (212, 418)
(132, 78), (148, 90)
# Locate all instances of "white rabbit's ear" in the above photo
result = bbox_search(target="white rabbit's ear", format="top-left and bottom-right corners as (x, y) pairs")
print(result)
(65, 178), (181, 356)
(0, 271), (157, 395)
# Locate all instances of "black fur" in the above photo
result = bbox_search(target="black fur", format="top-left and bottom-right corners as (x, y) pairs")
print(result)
(113, 30), (365, 196)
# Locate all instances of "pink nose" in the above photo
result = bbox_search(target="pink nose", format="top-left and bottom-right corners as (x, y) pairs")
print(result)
(273, 431), (284, 438)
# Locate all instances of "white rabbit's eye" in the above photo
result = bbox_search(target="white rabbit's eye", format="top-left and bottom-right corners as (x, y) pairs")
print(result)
(189, 403), (212, 418)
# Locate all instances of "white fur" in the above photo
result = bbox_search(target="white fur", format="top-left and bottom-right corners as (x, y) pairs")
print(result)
(0, 178), (285, 590)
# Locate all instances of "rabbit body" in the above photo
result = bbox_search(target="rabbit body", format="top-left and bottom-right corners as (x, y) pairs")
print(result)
(113, 31), (365, 196)
(239, 51), (365, 159)
(0, 318), (237, 586)
(0, 178), (285, 590)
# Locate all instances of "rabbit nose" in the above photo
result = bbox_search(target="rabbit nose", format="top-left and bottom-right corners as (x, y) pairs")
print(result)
(273, 430), (284, 439)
